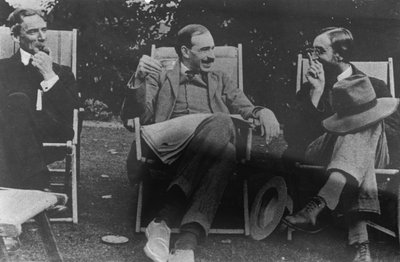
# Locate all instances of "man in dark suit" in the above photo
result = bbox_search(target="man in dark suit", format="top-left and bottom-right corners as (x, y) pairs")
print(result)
(0, 8), (79, 190)
(121, 24), (280, 262)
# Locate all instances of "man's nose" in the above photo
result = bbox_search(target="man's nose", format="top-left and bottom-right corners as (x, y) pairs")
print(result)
(38, 30), (46, 41)
(207, 49), (215, 59)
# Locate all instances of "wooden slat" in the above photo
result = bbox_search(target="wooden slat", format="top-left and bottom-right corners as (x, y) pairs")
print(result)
(366, 220), (396, 237)
(238, 44), (243, 91)
(296, 54), (303, 93)
(0, 27), (14, 59)
(139, 227), (245, 234)
(297, 163), (399, 175)
(388, 57), (395, 97)
(135, 182), (143, 233)
(35, 212), (63, 262)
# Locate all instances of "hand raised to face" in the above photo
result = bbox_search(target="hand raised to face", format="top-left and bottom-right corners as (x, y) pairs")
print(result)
(31, 47), (56, 81)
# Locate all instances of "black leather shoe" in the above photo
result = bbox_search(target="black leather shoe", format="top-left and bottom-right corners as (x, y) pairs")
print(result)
(282, 196), (327, 233)
(353, 242), (371, 262)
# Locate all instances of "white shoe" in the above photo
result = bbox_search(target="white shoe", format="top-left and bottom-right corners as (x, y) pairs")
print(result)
(168, 249), (195, 262)
(144, 220), (171, 262)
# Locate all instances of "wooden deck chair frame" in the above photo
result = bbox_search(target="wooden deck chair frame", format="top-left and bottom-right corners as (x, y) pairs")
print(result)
(294, 54), (400, 245)
(0, 27), (80, 224)
(134, 44), (252, 235)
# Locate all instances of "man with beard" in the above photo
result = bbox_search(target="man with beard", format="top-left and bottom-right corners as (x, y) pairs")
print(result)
(121, 24), (280, 262)
(284, 27), (400, 164)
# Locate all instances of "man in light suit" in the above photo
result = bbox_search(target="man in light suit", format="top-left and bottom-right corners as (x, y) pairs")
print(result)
(0, 8), (80, 189)
(121, 24), (280, 262)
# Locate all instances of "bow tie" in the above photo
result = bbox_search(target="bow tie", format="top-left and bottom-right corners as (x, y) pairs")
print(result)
(185, 70), (198, 80)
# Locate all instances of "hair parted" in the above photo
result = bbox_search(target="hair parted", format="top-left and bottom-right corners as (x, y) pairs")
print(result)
(7, 8), (46, 36)
(174, 24), (210, 59)
(319, 27), (354, 62)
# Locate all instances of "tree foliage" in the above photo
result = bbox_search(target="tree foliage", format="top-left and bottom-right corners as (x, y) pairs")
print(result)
(1, 0), (400, 120)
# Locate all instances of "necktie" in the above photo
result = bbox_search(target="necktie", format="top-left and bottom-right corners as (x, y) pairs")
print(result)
(185, 70), (197, 80)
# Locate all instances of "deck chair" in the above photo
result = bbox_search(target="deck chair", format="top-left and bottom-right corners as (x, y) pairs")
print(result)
(0, 188), (68, 262)
(133, 44), (252, 235)
(294, 54), (400, 245)
(0, 27), (80, 224)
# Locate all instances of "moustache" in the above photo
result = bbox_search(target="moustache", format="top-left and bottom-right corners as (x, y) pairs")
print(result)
(202, 58), (214, 63)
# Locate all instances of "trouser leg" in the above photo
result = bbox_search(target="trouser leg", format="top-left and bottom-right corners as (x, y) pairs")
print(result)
(169, 113), (236, 234)
(180, 142), (236, 234)
(348, 219), (369, 245)
(3, 93), (47, 188)
(170, 113), (236, 196)
(317, 171), (347, 210)
(0, 111), (13, 187)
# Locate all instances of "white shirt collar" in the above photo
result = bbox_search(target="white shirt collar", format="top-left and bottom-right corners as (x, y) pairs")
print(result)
(180, 62), (190, 75)
(337, 65), (352, 81)
(20, 48), (33, 66)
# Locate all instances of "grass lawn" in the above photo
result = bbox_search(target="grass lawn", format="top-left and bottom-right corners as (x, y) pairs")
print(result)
(8, 123), (400, 261)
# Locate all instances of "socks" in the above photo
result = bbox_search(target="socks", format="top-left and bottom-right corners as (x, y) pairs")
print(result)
(174, 222), (204, 250)
(317, 171), (347, 210)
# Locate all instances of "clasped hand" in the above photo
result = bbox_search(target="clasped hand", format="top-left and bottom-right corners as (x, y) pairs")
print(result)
(31, 47), (56, 81)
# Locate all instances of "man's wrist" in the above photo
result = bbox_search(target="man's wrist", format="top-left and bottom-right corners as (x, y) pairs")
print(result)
(40, 74), (59, 92)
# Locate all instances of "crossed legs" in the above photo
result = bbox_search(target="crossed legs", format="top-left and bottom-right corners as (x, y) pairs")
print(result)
(144, 113), (236, 262)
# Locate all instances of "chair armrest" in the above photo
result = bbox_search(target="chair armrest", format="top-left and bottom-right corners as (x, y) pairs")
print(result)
(295, 163), (400, 175)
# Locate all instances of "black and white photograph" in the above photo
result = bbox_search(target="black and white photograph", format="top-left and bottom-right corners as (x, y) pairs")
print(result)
(1, 0), (400, 261)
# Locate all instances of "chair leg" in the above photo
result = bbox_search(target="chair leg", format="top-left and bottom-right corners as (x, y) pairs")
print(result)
(0, 237), (10, 262)
(35, 212), (63, 262)
(287, 228), (294, 241)
(71, 146), (78, 224)
(243, 180), (250, 236)
(135, 182), (144, 233)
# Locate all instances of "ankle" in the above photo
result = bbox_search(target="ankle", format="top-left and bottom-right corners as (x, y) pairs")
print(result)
(174, 232), (198, 251)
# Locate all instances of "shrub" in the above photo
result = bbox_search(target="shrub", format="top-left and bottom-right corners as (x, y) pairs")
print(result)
(84, 98), (113, 121)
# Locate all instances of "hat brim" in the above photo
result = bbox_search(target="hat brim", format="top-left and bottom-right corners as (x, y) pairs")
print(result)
(250, 176), (287, 241)
(322, 98), (399, 135)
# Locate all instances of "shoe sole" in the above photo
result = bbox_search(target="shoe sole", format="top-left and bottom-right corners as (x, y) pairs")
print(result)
(281, 218), (324, 234)
(144, 243), (167, 262)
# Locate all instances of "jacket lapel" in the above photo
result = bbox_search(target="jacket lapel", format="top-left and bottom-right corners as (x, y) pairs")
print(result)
(165, 61), (180, 98)
(207, 72), (217, 103)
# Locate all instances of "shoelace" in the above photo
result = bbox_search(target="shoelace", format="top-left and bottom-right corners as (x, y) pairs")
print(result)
(357, 243), (369, 261)
(304, 197), (323, 213)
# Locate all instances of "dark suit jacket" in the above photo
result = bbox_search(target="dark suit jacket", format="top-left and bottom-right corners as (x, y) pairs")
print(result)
(121, 61), (257, 125)
(283, 64), (400, 168)
(0, 51), (80, 130)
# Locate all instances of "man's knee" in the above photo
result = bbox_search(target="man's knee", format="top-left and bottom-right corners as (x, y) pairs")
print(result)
(205, 113), (235, 138)
(7, 92), (31, 110)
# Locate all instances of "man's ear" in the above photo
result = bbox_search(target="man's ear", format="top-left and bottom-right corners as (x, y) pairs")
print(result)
(11, 33), (20, 44)
(334, 52), (343, 63)
(181, 46), (190, 59)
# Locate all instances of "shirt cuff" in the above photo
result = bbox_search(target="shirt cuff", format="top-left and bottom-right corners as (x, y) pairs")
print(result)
(40, 75), (59, 92)
(251, 106), (265, 118)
